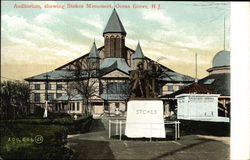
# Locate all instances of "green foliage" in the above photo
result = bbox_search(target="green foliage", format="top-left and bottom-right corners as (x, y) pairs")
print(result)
(0, 116), (93, 159)
(0, 116), (92, 133)
(0, 123), (71, 160)
(0, 80), (30, 119)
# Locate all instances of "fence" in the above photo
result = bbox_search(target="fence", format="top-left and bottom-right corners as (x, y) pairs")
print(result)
(108, 119), (180, 141)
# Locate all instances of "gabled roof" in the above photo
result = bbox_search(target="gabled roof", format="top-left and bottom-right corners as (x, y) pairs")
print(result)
(103, 9), (126, 35)
(25, 70), (73, 81)
(132, 42), (145, 59)
(198, 73), (230, 96)
(158, 71), (195, 82)
(88, 42), (99, 59)
(100, 58), (132, 74)
(161, 82), (213, 98)
(55, 46), (104, 70)
(25, 70), (98, 82)
(100, 62), (122, 77)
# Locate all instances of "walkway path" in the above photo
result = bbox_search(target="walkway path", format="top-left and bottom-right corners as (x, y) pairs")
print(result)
(67, 117), (230, 160)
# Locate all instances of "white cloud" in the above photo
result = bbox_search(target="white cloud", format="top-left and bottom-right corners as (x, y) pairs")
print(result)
(173, 37), (212, 50)
(140, 9), (219, 51)
(151, 28), (208, 50)
(123, 19), (133, 28)
(142, 10), (176, 29)
(146, 49), (208, 65)
(2, 14), (87, 64)
(34, 13), (61, 24)
(122, 19), (136, 36)
(79, 15), (104, 29)
(78, 29), (103, 42)
(126, 38), (138, 47)
(55, 49), (77, 58)
(2, 14), (51, 35)
(35, 13), (50, 22)
(126, 36), (209, 65)
(2, 15), (27, 32)
(8, 36), (37, 47)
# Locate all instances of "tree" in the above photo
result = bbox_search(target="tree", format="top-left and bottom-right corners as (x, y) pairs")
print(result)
(63, 58), (99, 116)
(118, 80), (131, 113)
(0, 80), (30, 119)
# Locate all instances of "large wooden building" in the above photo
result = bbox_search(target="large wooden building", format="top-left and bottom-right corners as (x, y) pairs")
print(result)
(25, 9), (194, 116)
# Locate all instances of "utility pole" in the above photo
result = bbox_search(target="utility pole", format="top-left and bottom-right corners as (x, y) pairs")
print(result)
(43, 74), (50, 118)
(45, 74), (50, 102)
(107, 79), (110, 116)
(224, 17), (226, 50)
(195, 53), (198, 83)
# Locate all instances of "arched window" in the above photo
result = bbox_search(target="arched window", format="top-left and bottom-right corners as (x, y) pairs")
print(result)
(116, 35), (121, 57)
(104, 36), (110, 57)
(110, 36), (115, 57)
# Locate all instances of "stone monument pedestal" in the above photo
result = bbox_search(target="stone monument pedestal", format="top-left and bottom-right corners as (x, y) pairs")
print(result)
(125, 100), (166, 138)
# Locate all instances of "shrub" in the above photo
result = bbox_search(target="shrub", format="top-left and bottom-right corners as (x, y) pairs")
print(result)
(0, 123), (72, 159)
(0, 116), (93, 159)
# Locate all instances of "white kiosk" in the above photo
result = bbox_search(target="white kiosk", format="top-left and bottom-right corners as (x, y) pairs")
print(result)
(176, 94), (229, 122)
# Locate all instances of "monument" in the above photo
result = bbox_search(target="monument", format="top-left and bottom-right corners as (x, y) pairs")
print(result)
(125, 62), (166, 138)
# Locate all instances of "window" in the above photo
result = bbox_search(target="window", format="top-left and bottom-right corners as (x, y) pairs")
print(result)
(203, 79), (215, 85)
(167, 85), (174, 91)
(45, 84), (51, 90)
(110, 36), (115, 57)
(115, 102), (119, 109)
(179, 85), (186, 90)
(174, 85), (179, 91)
(77, 102), (80, 111)
(56, 84), (62, 90)
(108, 82), (116, 94)
(104, 102), (109, 111)
(72, 103), (75, 111)
(34, 84), (40, 90)
(106, 82), (130, 94)
(48, 93), (54, 101)
(34, 93), (40, 103)
(56, 93), (62, 99)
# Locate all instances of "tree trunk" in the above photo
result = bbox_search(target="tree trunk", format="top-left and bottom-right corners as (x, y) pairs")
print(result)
(87, 99), (90, 116)
(13, 106), (15, 120)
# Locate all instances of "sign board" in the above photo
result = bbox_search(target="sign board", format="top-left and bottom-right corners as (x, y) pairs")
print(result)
(125, 100), (166, 138)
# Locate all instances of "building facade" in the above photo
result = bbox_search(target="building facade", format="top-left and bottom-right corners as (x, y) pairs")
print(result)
(198, 50), (230, 117)
(161, 50), (230, 118)
(25, 9), (194, 116)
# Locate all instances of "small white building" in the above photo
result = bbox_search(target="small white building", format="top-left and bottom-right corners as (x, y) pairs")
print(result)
(176, 94), (229, 122)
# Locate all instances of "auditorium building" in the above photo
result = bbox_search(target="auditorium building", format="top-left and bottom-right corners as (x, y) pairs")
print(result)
(25, 9), (194, 116)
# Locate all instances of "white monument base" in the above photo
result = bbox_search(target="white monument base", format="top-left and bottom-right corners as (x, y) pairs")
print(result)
(125, 100), (166, 138)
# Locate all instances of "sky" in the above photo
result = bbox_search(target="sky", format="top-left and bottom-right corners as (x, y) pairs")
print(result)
(1, 1), (230, 81)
